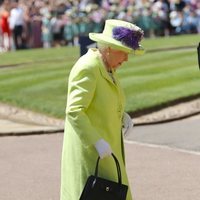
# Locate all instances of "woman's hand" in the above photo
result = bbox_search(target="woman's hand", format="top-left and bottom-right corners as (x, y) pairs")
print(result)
(94, 139), (112, 159)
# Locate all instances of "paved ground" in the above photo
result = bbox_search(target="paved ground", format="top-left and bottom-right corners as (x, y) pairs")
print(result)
(1, 125), (200, 200)
(0, 99), (200, 200)
(0, 102), (64, 136)
(127, 114), (200, 152)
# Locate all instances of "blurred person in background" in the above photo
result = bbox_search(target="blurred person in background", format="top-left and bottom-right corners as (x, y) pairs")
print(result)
(50, 12), (65, 47)
(181, 4), (199, 34)
(29, 3), (43, 48)
(60, 19), (145, 200)
(41, 12), (52, 48)
(9, 0), (24, 49)
(0, 0), (11, 51)
(0, 6), (2, 52)
(63, 11), (75, 46)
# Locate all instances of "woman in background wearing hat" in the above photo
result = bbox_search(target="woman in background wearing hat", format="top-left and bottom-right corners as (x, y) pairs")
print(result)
(60, 19), (144, 200)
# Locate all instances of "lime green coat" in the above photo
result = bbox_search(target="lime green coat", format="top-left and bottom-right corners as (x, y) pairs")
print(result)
(60, 48), (132, 200)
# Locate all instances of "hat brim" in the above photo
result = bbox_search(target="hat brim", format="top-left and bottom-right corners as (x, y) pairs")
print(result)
(89, 33), (145, 55)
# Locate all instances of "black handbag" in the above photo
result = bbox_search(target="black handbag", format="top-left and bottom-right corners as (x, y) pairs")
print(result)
(79, 153), (128, 200)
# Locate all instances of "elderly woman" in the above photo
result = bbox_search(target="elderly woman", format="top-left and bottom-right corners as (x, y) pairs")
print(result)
(60, 19), (144, 200)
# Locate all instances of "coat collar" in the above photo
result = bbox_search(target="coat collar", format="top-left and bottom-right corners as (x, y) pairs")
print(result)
(88, 48), (117, 86)
(99, 62), (116, 86)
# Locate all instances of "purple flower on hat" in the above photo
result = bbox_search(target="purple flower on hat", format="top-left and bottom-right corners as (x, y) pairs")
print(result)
(112, 26), (144, 50)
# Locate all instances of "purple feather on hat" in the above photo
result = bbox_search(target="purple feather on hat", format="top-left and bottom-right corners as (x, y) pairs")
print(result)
(112, 26), (144, 50)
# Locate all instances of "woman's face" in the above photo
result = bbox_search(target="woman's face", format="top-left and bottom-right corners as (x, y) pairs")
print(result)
(107, 48), (129, 70)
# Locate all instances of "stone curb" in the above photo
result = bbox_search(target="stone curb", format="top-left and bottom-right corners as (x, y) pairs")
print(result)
(1, 111), (200, 137)
(133, 98), (200, 125)
(0, 98), (200, 136)
(134, 110), (200, 126)
(0, 128), (64, 137)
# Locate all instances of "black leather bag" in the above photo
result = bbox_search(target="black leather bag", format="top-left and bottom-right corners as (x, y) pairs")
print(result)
(79, 153), (128, 200)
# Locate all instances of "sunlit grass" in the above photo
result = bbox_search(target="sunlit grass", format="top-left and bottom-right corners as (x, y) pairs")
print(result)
(0, 34), (199, 118)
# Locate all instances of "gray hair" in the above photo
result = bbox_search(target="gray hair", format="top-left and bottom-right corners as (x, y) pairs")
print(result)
(97, 43), (109, 51)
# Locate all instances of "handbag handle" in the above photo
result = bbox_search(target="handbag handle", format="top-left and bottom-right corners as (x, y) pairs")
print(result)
(94, 153), (122, 185)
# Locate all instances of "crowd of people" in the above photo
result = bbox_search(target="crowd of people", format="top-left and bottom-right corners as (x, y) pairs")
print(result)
(0, 0), (199, 52)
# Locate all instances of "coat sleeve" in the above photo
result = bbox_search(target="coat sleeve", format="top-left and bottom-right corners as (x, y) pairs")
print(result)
(66, 63), (101, 148)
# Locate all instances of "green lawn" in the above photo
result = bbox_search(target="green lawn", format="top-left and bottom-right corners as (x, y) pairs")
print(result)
(0, 34), (199, 118)
(142, 34), (200, 50)
(0, 46), (79, 66)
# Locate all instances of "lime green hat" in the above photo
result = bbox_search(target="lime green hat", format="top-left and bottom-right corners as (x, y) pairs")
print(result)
(89, 19), (145, 55)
